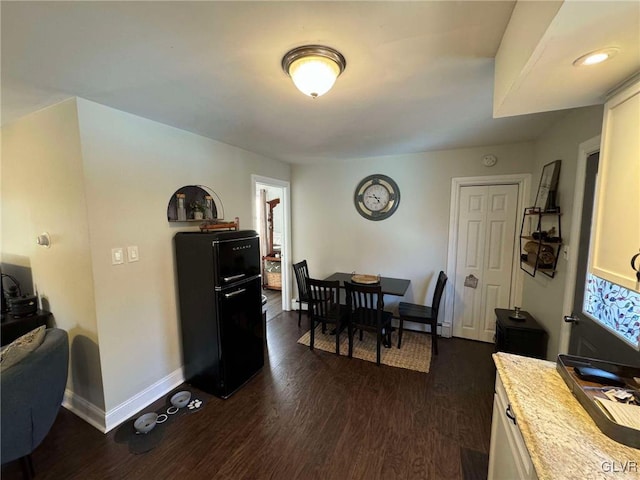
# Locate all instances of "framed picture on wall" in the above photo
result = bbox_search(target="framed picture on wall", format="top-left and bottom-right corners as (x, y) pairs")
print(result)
(534, 160), (561, 211)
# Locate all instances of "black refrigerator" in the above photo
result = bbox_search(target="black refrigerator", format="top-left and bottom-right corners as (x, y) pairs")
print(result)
(174, 230), (264, 398)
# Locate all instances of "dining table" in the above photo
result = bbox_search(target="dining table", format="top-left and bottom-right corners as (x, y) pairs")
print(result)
(321, 272), (411, 336)
(322, 272), (411, 297)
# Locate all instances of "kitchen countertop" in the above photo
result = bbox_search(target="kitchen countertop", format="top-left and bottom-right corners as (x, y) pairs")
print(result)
(493, 352), (639, 479)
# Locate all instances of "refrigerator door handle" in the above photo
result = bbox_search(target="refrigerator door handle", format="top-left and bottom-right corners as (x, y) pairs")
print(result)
(224, 288), (246, 299)
(223, 273), (246, 283)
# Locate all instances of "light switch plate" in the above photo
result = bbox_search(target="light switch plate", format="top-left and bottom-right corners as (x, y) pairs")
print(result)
(111, 247), (124, 265)
(127, 246), (139, 262)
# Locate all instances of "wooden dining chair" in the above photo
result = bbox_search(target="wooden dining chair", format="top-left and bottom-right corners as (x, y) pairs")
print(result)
(344, 281), (393, 366)
(307, 278), (348, 354)
(292, 260), (310, 327)
(398, 271), (447, 354)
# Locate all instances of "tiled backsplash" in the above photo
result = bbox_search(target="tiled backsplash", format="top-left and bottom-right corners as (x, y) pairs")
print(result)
(584, 273), (640, 349)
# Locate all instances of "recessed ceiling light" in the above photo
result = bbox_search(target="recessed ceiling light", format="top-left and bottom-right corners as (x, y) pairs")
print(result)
(573, 48), (619, 67)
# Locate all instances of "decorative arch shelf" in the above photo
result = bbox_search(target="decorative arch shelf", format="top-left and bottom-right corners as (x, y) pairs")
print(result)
(167, 185), (224, 222)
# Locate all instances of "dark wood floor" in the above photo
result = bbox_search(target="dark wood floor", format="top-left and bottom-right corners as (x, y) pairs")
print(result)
(263, 287), (282, 321)
(2, 311), (495, 480)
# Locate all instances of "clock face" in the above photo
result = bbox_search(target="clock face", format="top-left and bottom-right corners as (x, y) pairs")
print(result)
(354, 174), (400, 221)
(363, 184), (390, 211)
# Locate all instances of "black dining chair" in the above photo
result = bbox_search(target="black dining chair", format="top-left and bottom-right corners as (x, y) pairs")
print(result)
(397, 271), (447, 354)
(344, 281), (393, 366)
(292, 260), (310, 327)
(307, 278), (349, 355)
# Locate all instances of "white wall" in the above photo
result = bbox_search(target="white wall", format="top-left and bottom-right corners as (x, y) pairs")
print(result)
(2, 97), (290, 430)
(291, 143), (536, 314)
(522, 105), (604, 360)
(75, 98), (290, 416)
(1, 99), (106, 409)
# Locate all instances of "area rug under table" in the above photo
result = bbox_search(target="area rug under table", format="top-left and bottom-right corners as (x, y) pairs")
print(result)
(297, 325), (432, 373)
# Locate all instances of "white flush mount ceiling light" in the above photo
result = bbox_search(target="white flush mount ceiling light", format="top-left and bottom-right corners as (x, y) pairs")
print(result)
(282, 45), (346, 98)
(573, 47), (619, 67)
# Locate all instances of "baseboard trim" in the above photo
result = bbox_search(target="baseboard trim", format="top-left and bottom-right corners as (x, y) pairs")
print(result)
(391, 319), (452, 338)
(289, 299), (307, 312)
(63, 390), (107, 433)
(441, 322), (452, 338)
(103, 367), (185, 433)
(62, 367), (185, 434)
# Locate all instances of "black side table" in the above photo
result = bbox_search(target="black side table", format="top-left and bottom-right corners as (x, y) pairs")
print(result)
(495, 308), (548, 359)
(1, 310), (52, 346)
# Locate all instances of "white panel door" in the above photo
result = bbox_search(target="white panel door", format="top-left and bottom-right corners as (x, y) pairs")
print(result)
(453, 184), (518, 342)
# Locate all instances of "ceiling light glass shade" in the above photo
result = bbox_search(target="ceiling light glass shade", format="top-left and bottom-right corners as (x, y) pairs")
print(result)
(573, 47), (619, 67)
(282, 45), (346, 98)
(289, 55), (340, 98)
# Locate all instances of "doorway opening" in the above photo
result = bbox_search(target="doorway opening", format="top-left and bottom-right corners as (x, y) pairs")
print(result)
(252, 175), (292, 323)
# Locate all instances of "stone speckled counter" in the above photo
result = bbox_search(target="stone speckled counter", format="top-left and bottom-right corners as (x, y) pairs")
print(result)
(493, 352), (639, 479)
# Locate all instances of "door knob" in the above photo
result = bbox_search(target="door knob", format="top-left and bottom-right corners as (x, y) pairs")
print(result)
(563, 315), (579, 324)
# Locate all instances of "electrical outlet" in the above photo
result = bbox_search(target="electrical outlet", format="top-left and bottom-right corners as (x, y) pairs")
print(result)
(111, 248), (124, 265)
(127, 246), (139, 262)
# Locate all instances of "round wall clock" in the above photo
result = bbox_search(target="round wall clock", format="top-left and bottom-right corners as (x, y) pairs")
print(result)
(354, 174), (401, 221)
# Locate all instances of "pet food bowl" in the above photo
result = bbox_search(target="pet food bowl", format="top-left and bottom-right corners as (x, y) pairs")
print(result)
(170, 390), (192, 408)
(134, 412), (158, 434)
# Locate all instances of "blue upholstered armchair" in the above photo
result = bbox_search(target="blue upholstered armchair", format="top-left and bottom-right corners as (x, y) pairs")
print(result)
(1, 328), (69, 478)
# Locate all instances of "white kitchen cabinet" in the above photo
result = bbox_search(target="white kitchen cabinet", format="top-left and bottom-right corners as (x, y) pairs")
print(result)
(590, 77), (640, 292)
(488, 374), (538, 480)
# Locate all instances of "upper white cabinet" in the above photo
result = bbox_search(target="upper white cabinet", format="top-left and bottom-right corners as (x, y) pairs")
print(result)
(590, 77), (640, 292)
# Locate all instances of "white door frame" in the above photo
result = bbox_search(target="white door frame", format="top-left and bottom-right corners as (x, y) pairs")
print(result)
(251, 175), (292, 312)
(558, 135), (601, 354)
(444, 174), (531, 338)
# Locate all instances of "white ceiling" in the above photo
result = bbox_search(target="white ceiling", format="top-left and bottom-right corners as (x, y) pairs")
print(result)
(2, 1), (638, 164)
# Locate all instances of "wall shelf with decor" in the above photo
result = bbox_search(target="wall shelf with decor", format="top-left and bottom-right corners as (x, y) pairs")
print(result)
(167, 185), (224, 223)
(519, 208), (562, 278)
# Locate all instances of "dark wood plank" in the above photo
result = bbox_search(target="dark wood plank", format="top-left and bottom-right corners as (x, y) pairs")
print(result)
(263, 287), (282, 322)
(1, 311), (495, 480)
(461, 448), (490, 480)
